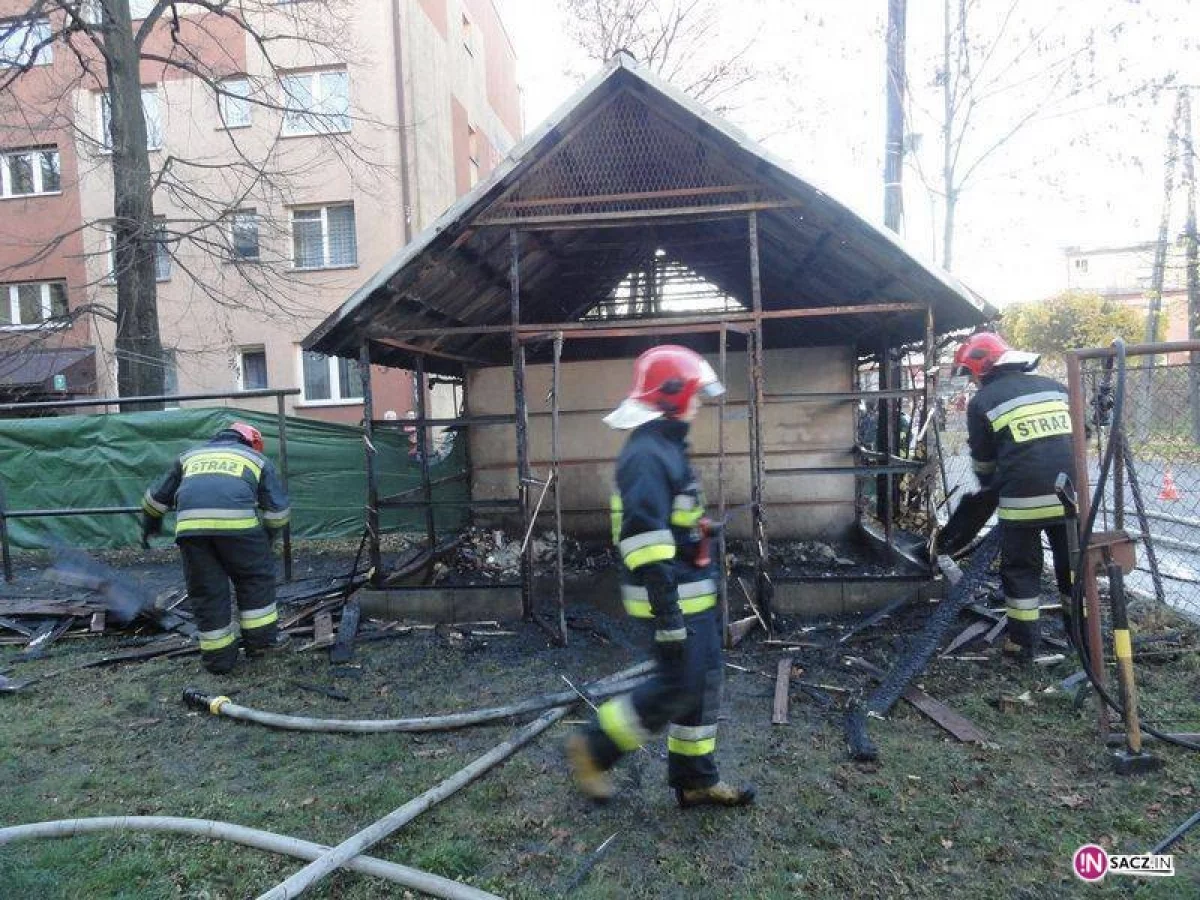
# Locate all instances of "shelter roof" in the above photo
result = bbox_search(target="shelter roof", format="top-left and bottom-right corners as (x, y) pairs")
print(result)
(305, 54), (994, 375)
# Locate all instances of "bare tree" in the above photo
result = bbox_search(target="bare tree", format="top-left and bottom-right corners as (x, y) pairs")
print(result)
(561, 0), (755, 111)
(0, 1), (386, 406)
(905, 0), (1173, 271)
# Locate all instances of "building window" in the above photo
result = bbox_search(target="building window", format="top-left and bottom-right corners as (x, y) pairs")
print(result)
(462, 13), (473, 56)
(300, 350), (362, 403)
(107, 219), (171, 282)
(1, 281), (68, 329)
(238, 347), (268, 390)
(0, 18), (52, 68)
(229, 209), (260, 260)
(281, 68), (350, 136)
(291, 203), (356, 269)
(98, 87), (163, 151)
(218, 77), (252, 128)
(1073, 258), (1089, 273)
(1, 146), (60, 197)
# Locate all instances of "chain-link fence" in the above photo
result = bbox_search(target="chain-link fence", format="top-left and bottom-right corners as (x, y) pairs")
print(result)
(1073, 346), (1200, 740)
(1079, 352), (1200, 622)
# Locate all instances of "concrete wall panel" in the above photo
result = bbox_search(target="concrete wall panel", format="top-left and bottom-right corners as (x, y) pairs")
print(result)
(468, 346), (858, 540)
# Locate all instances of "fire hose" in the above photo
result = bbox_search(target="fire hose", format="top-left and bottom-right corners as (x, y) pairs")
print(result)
(0, 816), (498, 900)
(184, 661), (654, 733)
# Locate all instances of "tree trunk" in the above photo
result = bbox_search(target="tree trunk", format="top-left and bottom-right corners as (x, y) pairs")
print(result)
(883, 0), (906, 234)
(942, 189), (956, 272)
(104, 0), (164, 409)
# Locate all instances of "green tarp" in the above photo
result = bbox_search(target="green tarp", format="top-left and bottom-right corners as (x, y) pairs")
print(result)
(0, 408), (468, 550)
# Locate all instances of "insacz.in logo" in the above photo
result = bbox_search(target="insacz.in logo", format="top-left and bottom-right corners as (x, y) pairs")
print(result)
(1073, 844), (1175, 882)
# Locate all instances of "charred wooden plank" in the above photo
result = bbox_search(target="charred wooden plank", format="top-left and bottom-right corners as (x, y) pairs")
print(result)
(329, 599), (361, 664)
(772, 656), (793, 725)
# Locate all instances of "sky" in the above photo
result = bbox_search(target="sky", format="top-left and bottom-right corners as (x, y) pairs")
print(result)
(494, 0), (1199, 309)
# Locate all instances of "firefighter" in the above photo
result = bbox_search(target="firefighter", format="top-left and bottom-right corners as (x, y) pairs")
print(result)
(953, 333), (1077, 660)
(142, 422), (291, 674)
(566, 345), (755, 808)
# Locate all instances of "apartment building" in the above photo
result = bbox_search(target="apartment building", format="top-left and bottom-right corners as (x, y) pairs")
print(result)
(0, 0), (519, 421)
(1063, 240), (1192, 345)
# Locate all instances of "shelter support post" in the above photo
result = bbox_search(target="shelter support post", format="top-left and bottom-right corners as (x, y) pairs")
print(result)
(275, 393), (293, 582)
(876, 337), (895, 560)
(510, 230), (533, 620)
(361, 342), (383, 586)
(747, 212), (771, 631)
(414, 354), (437, 550)
(718, 324), (729, 647)
(551, 332), (567, 645)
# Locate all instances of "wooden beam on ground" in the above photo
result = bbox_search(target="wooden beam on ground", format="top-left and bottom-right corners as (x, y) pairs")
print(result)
(19, 618), (74, 661)
(313, 611), (334, 647)
(726, 614), (760, 647)
(772, 656), (793, 725)
(940, 620), (992, 657)
(89, 611), (106, 633)
(836, 594), (911, 645)
(844, 656), (991, 745)
(0, 615), (34, 636)
(898, 685), (992, 744)
(329, 599), (361, 664)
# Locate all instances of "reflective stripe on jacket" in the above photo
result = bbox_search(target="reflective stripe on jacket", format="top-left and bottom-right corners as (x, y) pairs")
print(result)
(966, 370), (1076, 525)
(610, 418), (713, 621)
(143, 436), (291, 538)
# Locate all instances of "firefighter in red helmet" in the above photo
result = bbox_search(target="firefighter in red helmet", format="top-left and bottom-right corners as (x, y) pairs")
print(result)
(953, 332), (1078, 660)
(566, 345), (755, 808)
(142, 421), (291, 673)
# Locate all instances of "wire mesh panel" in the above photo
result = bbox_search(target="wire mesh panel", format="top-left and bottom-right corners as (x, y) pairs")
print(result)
(491, 93), (782, 217)
(1082, 354), (1200, 621)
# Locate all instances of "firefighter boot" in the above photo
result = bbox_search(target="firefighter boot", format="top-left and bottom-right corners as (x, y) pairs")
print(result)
(1002, 615), (1041, 664)
(566, 731), (614, 802)
(244, 631), (292, 658)
(676, 781), (756, 809)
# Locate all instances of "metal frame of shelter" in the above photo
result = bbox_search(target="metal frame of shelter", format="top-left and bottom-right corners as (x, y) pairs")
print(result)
(305, 55), (994, 645)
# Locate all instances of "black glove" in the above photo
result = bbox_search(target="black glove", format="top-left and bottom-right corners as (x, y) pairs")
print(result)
(141, 515), (162, 548)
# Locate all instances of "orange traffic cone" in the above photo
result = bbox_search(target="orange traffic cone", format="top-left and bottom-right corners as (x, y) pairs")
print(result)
(1159, 468), (1181, 502)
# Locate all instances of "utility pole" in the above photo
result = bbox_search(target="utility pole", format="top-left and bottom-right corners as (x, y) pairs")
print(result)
(1181, 90), (1200, 442)
(884, 0), (907, 234)
(1136, 90), (1183, 441)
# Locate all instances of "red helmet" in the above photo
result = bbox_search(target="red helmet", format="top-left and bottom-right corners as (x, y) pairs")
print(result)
(952, 332), (1012, 381)
(631, 345), (724, 412)
(229, 422), (264, 454)
(604, 345), (724, 429)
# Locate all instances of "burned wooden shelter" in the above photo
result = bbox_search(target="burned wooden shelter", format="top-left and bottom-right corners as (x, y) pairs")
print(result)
(303, 54), (995, 642)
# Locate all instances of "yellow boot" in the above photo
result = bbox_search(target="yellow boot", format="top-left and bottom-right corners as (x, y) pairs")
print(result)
(566, 732), (614, 801)
(676, 781), (756, 809)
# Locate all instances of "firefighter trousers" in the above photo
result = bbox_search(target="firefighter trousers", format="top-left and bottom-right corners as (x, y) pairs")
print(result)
(1000, 521), (1073, 648)
(584, 607), (723, 790)
(179, 531), (279, 673)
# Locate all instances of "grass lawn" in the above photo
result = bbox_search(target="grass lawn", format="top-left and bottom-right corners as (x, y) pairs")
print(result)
(3, 587), (1199, 899)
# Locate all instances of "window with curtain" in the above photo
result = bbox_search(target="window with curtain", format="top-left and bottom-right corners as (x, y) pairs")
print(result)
(291, 203), (356, 269)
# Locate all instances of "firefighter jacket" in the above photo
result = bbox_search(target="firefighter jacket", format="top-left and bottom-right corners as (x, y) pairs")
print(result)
(609, 418), (716, 640)
(966, 369), (1076, 525)
(142, 434), (291, 538)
